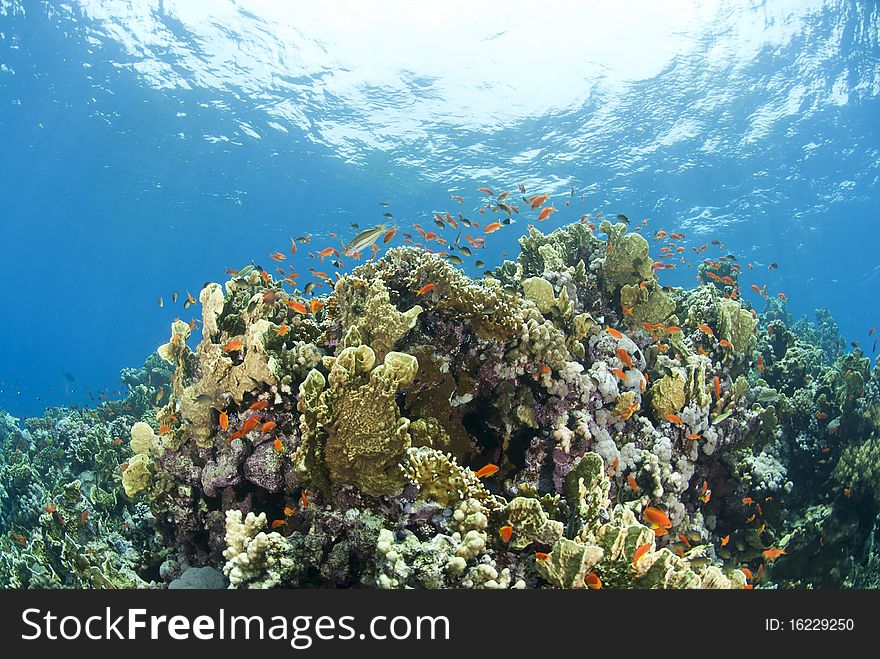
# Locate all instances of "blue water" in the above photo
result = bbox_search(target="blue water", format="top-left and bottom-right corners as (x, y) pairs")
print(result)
(1, 0), (878, 417)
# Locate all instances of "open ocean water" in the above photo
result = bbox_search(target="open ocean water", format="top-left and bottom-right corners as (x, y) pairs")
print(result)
(0, 0), (879, 591)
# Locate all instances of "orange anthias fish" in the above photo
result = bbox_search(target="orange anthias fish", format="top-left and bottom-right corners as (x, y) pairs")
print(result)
(615, 348), (634, 368)
(627, 475), (639, 492)
(697, 323), (714, 336)
(271, 519), (286, 529)
(721, 535), (730, 547)
(310, 299), (324, 313)
(665, 413), (684, 426)
(416, 283), (436, 296)
(250, 400), (270, 411)
(718, 338), (732, 348)
(606, 326), (623, 339)
(499, 525), (513, 543)
(612, 368), (628, 381)
(219, 411), (229, 432)
(687, 433), (702, 441)
(474, 463), (500, 479)
(270, 251), (286, 262)
(535, 551), (550, 561)
(477, 187), (494, 196)
(585, 572), (602, 589)
(228, 416), (260, 443)
(261, 421), (277, 433)
(383, 227), (398, 244)
(484, 222), (502, 234)
(274, 438), (284, 453)
(757, 354), (765, 372)
(643, 507), (672, 529)
(537, 205), (556, 221)
(285, 300), (309, 314)
(290, 238), (297, 256)
(528, 193), (549, 209)
(713, 375), (721, 399)
(633, 542), (651, 568)
(275, 322), (289, 336)
(222, 339), (243, 352)
(317, 247), (339, 260)
(762, 548), (786, 562)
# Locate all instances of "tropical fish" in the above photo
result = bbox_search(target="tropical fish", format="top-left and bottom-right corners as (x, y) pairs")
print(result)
(627, 475), (639, 492)
(585, 572), (602, 589)
(477, 187), (494, 196)
(219, 411), (229, 432)
(383, 227), (398, 244)
(697, 323), (714, 336)
(535, 552), (550, 561)
(713, 375), (721, 399)
(606, 326), (623, 339)
(270, 251), (286, 262)
(537, 205), (556, 221)
(615, 348), (634, 368)
(721, 535), (730, 547)
(416, 283), (436, 296)
(643, 507), (672, 529)
(285, 300), (308, 314)
(250, 400), (270, 411)
(633, 542), (651, 567)
(222, 339), (243, 352)
(527, 193), (549, 209)
(275, 322), (289, 336)
(271, 519), (286, 529)
(484, 222), (502, 234)
(474, 463), (499, 479)
(274, 439), (284, 453)
(345, 225), (386, 256)
(310, 299), (324, 313)
(261, 421), (277, 433)
(762, 548), (785, 562)
(499, 525), (513, 542)
(612, 368), (628, 381)
(665, 413), (684, 426)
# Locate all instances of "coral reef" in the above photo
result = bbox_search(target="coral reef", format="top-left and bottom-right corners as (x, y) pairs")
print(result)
(2, 217), (878, 590)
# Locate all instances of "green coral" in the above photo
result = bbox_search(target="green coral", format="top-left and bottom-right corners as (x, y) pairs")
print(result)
(649, 373), (686, 420)
(834, 434), (880, 507)
(517, 223), (599, 277)
(400, 446), (500, 510)
(333, 276), (422, 361)
(718, 298), (757, 356)
(619, 281), (676, 326)
(293, 345), (418, 497)
(599, 220), (653, 289)
(498, 497), (564, 550)
(522, 276), (556, 314)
